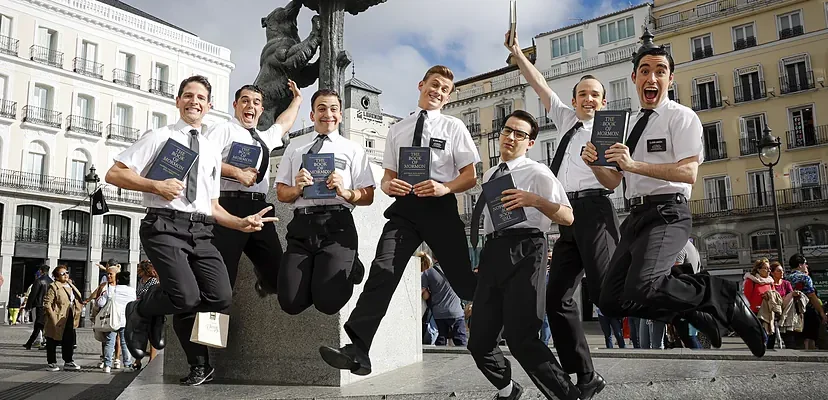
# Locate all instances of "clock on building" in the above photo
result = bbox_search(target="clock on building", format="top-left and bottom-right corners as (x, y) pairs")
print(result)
(361, 96), (370, 109)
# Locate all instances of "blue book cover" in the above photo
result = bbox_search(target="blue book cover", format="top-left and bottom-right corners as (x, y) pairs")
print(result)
(302, 153), (336, 199)
(590, 110), (629, 167)
(145, 139), (198, 181)
(226, 141), (261, 169)
(481, 173), (527, 231)
(397, 147), (431, 187)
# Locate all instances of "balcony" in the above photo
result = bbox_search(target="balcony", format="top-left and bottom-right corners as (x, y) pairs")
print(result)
(29, 45), (63, 68)
(364, 147), (383, 164)
(0, 99), (16, 119)
(466, 123), (481, 137)
(102, 234), (130, 250)
(606, 98), (631, 111)
(61, 231), (89, 247)
(491, 74), (520, 92)
(113, 69), (141, 89)
(15, 227), (49, 243)
(107, 124), (141, 143)
(0, 169), (142, 205)
(739, 137), (759, 156)
(537, 117), (556, 131)
(72, 57), (104, 79)
(67, 115), (103, 137)
(786, 124), (828, 150)
(689, 184), (828, 220)
(456, 85), (483, 101)
(691, 91), (722, 111)
(779, 71), (815, 94)
(651, 0), (789, 33)
(704, 142), (728, 161)
(734, 36), (757, 50)
(539, 44), (636, 81)
(149, 79), (174, 98)
(779, 25), (804, 40)
(692, 46), (713, 61)
(491, 118), (505, 133)
(734, 81), (766, 103)
(610, 196), (630, 214)
(22, 106), (62, 128)
(0, 35), (19, 56)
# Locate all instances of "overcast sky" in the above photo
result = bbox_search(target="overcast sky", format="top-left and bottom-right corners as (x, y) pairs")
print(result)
(126, 0), (638, 127)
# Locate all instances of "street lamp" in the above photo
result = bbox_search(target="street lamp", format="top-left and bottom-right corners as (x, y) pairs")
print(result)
(84, 165), (100, 301)
(757, 127), (784, 264)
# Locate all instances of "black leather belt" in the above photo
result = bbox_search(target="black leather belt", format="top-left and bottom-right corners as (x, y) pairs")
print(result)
(220, 191), (266, 201)
(567, 189), (612, 200)
(146, 207), (214, 223)
(294, 204), (349, 215)
(485, 228), (544, 241)
(629, 193), (687, 208)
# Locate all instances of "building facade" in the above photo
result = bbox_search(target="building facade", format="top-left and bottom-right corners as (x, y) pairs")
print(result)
(651, 0), (828, 294)
(0, 0), (234, 303)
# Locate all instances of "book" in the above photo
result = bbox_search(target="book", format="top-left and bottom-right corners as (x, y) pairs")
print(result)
(302, 153), (336, 199)
(590, 110), (630, 167)
(226, 141), (261, 169)
(397, 147), (431, 187)
(482, 173), (527, 231)
(508, 0), (517, 47)
(145, 139), (199, 181)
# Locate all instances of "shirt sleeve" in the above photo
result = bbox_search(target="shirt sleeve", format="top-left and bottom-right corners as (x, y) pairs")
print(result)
(671, 108), (705, 163)
(351, 148), (376, 189)
(800, 276), (816, 295)
(206, 122), (232, 153)
(421, 271), (429, 290)
(382, 124), (399, 172)
(114, 129), (161, 174)
(452, 120), (481, 170)
(260, 123), (284, 150)
(274, 148), (295, 186)
(546, 90), (578, 131)
(536, 166), (572, 209)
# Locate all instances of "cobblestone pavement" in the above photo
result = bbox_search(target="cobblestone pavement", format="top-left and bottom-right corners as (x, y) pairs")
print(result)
(0, 323), (142, 400)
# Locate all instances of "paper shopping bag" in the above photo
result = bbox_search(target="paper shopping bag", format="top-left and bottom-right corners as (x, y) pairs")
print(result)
(190, 312), (229, 348)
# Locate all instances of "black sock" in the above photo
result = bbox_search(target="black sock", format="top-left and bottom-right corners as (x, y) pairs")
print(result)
(577, 371), (594, 384)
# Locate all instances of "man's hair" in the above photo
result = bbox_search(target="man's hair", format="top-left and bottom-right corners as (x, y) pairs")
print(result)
(177, 75), (212, 100)
(632, 47), (675, 74)
(311, 88), (343, 109)
(234, 84), (264, 102)
(38, 265), (50, 273)
(422, 65), (455, 93)
(789, 253), (806, 269)
(106, 259), (118, 267)
(571, 74), (606, 100)
(505, 109), (539, 140)
(116, 271), (130, 286)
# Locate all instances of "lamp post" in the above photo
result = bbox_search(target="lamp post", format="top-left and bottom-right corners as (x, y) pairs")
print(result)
(84, 165), (100, 301)
(757, 127), (784, 264)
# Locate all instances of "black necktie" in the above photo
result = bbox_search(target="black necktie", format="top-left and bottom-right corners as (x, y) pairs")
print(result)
(470, 163), (510, 249)
(549, 122), (583, 175)
(186, 129), (199, 203)
(301, 135), (329, 169)
(412, 110), (427, 146)
(247, 128), (269, 183)
(625, 109), (655, 157)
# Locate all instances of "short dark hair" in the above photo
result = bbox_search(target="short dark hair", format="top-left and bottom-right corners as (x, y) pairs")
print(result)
(311, 88), (342, 109)
(177, 75), (212, 100)
(789, 253), (806, 269)
(505, 110), (539, 140)
(38, 265), (50, 274)
(106, 259), (118, 267)
(632, 47), (675, 74)
(234, 84), (264, 102)
(116, 271), (130, 286)
(571, 75), (606, 100)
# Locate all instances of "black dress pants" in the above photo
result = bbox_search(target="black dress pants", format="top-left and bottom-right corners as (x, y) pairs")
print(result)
(25, 307), (45, 346)
(278, 209), (357, 315)
(139, 213), (232, 367)
(344, 195), (477, 353)
(46, 309), (75, 364)
(467, 232), (579, 400)
(598, 201), (737, 325)
(547, 195), (619, 375)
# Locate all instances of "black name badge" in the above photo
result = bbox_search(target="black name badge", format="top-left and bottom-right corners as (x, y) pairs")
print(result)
(334, 157), (347, 170)
(647, 138), (667, 152)
(429, 138), (446, 150)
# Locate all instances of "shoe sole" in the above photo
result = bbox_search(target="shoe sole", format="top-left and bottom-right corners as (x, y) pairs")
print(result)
(733, 296), (767, 358)
(149, 315), (166, 350)
(318, 347), (370, 375)
(581, 381), (606, 400)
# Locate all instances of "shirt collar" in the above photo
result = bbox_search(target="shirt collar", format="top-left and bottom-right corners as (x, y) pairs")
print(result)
(499, 155), (527, 170)
(642, 98), (670, 116)
(415, 107), (442, 120)
(231, 117), (255, 131)
(174, 118), (206, 135)
(314, 130), (341, 142)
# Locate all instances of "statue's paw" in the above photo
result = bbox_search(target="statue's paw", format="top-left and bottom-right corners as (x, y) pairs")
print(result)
(311, 15), (321, 32)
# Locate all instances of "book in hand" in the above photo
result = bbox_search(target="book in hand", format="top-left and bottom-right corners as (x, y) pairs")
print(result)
(482, 173), (527, 231)
(397, 147), (431, 187)
(226, 141), (261, 169)
(590, 110), (630, 167)
(145, 139), (199, 181)
(302, 153), (336, 199)
(508, 0), (517, 47)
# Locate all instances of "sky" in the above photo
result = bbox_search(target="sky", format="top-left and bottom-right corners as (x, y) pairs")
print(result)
(125, 0), (642, 128)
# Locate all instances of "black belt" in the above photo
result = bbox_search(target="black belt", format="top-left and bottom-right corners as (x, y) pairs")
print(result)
(485, 228), (544, 241)
(294, 204), (349, 215)
(566, 189), (612, 200)
(146, 207), (214, 223)
(220, 191), (266, 201)
(629, 193), (687, 209)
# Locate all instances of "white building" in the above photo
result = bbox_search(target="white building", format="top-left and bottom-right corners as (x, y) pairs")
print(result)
(0, 0), (234, 303)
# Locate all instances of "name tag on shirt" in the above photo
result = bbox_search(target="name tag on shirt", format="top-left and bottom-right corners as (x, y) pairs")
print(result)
(647, 138), (667, 152)
(429, 138), (446, 150)
(335, 157), (347, 170)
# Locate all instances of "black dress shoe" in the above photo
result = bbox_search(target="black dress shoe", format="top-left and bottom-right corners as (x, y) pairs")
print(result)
(495, 380), (522, 399)
(348, 257), (365, 285)
(149, 315), (166, 350)
(319, 344), (372, 375)
(253, 269), (277, 297)
(683, 311), (722, 348)
(124, 300), (150, 360)
(577, 372), (606, 400)
(726, 293), (766, 357)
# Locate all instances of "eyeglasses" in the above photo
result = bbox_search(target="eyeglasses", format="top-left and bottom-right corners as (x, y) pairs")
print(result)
(500, 126), (531, 141)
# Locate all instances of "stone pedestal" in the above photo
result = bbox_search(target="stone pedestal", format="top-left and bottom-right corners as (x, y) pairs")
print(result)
(163, 164), (422, 386)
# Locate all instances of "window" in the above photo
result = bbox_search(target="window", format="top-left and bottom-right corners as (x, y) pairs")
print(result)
(37, 27), (57, 51)
(551, 31), (583, 58)
(734, 66), (764, 102)
(115, 104), (132, 128)
(691, 34), (713, 60)
(693, 77), (720, 111)
(80, 40), (96, 62)
(780, 55), (813, 94)
(751, 230), (783, 258)
(117, 51), (135, 73)
(69, 150), (88, 181)
(790, 163), (825, 201)
(702, 122), (726, 160)
(463, 110), (479, 134)
(61, 210), (89, 246)
(599, 16), (635, 45)
(493, 104), (512, 132)
(25, 141), (46, 176)
(75, 94), (93, 119)
(542, 139), (557, 165)
(747, 170), (772, 207)
(153, 63), (169, 83)
(151, 112), (166, 129)
(16, 205), (50, 242)
(739, 113), (765, 155)
(668, 83), (678, 102)
(32, 84), (53, 109)
(0, 13), (12, 38)
(102, 215), (131, 249)
(788, 105), (815, 148)
(798, 224), (828, 256)
(703, 175), (732, 211)
(487, 131), (500, 168)
(663, 43), (672, 56)
(364, 138), (375, 149)
(464, 193), (477, 215)
(733, 24), (756, 49)
(778, 11), (803, 39)
(0, 74), (7, 100)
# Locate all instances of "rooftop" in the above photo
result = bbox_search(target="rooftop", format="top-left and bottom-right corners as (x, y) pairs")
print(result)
(535, 2), (651, 39)
(95, 0), (194, 35)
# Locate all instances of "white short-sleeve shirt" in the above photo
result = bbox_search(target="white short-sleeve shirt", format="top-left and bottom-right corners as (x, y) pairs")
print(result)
(382, 108), (481, 183)
(625, 99), (704, 199)
(481, 156), (571, 235)
(274, 131), (376, 210)
(206, 118), (284, 194)
(113, 119), (221, 215)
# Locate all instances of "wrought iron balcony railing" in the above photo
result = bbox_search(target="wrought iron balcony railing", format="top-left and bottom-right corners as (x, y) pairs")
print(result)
(107, 124), (141, 143)
(29, 45), (62, 68)
(22, 105), (61, 128)
(0, 99), (16, 119)
(113, 69), (141, 89)
(0, 169), (142, 204)
(739, 137), (759, 156)
(691, 90), (722, 111)
(72, 57), (104, 79)
(779, 71), (815, 94)
(61, 231), (89, 247)
(0, 34), (19, 56)
(102, 234), (130, 249)
(606, 98), (631, 111)
(149, 79), (174, 98)
(67, 115), (103, 136)
(537, 117), (556, 132)
(690, 184), (828, 219)
(15, 227), (49, 243)
(734, 81), (766, 103)
(704, 141), (728, 161)
(786, 124), (828, 150)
